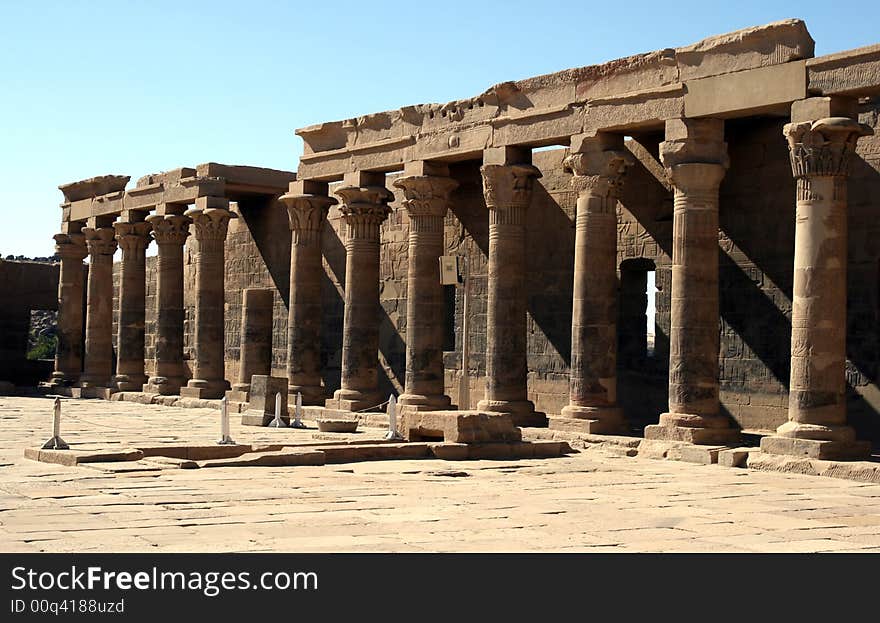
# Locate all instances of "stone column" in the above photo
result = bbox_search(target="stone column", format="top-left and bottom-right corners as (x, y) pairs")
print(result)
(393, 161), (458, 412)
(645, 118), (737, 444)
(279, 181), (336, 405)
(761, 98), (873, 460)
(180, 198), (236, 399)
(477, 147), (546, 427)
(79, 226), (117, 393)
(143, 211), (190, 395)
(227, 288), (274, 402)
(112, 218), (151, 391)
(49, 231), (87, 386)
(552, 134), (632, 434)
(326, 171), (391, 412)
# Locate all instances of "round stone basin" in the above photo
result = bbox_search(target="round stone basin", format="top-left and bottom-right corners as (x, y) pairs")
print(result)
(316, 419), (359, 433)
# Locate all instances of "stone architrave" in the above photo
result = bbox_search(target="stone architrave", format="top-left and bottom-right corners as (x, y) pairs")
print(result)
(227, 288), (274, 403)
(644, 118), (738, 445)
(112, 219), (151, 391)
(279, 181), (336, 405)
(477, 149), (547, 427)
(49, 231), (87, 386)
(552, 134), (633, 434)
(326, 172), (392, 412)
(180, 199), (236, 399)
(143, 211), (190, 395)
(761, 100), (873, 460)
(79, 226), (118, 393)
(393, 162), (458, 412)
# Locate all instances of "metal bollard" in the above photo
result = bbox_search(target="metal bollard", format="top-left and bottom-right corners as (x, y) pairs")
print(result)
(291, 392), (306, 429)
(41, 397), (70, 450)
(217, 397), (236, 445)
(384, 394), (403, 441)
(269, 392), (287, 428)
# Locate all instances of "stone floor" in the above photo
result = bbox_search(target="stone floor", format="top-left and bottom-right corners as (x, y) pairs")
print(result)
(2, 396), (880, 552)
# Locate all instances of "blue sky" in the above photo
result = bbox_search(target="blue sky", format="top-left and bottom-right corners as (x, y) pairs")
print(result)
(0, 0), (876, 257)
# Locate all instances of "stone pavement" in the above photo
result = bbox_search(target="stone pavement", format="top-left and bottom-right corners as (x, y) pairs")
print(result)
(2, 396), (880, 553)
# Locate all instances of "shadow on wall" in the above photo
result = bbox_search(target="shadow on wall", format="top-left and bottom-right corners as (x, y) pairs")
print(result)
(236, 197), (291, 306)
(320, 218), (345, 396)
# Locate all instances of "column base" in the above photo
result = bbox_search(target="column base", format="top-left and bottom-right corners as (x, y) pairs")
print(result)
(325, 389), (384, 413)
(759, 421), (870, 460)
(644, 412), (739, 445)
(180, 379), (230, 400)
(760, 436), (871, 460)
(550, 405), (625, 435)
(476, 399), (547, 428)
(143, 376), (183, 396)
(398, 392), (452, 414)
(288, 384), (326, 406)
(47, 372), (78, 387)
(78, 386), (116, 400)
(113, 374), (148, 392)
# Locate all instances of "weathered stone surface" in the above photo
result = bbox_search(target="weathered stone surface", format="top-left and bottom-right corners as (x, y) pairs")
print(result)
(401, 410), (522, 444)
(241, 375), (289, 426)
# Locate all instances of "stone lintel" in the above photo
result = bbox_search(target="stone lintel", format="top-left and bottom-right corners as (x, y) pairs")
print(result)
(195, 163), (297, 192)
(684, 61), (807, 118)
(59, 175), (130, 202)
(807, 43), (880, 97)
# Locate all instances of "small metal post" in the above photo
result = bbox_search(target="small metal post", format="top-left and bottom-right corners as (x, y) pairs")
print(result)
(269, 392), (287, 428)
(291, 392), (306, 429)
(384, 394), (403, 441)
(217, 397), (235, 445)
(41, 397), (69, 450)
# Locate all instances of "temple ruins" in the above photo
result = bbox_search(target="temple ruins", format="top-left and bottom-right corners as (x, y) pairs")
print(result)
(34, 19), (880, 463)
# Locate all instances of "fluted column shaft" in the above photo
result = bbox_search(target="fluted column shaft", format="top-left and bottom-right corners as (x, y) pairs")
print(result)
(280, 184), (335, 405)
(80, 227), (117, 388)
(50, 232), (87, 385)
(180, 201), (235, 399)
(113, 220), (151, 390)
(393, 171), (458, 410)
(556, 139), (632, 434)
(144, 213), (190, 395)
(477, 163), (542, 426)
(327, 181), (391, 412)
(761, 109), (873, 460)
(645, 118), (737, 444)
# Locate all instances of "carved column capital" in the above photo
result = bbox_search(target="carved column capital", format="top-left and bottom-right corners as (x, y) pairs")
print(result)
(783, 117), (873, 179)
(53, 232), (87, 260)
(480, 163), (541, 211)
(184, 206), (236, 249)
(279, 193), (336, 244)
(147, 213), (192, 246)
(82, 227), (118, 256)
(392, 175), (458, 218)
(113, 221), (152, 256)
(335, 185), (393, 241)
(564, 150), (633, 198)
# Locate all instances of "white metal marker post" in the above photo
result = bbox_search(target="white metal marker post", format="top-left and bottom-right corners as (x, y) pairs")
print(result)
(217, 397), (235, 445)
(292, 392), (306, 428)
(384, 394), (403, 440)
(41, 397), (69, 450)
(269, 392), (287, 428)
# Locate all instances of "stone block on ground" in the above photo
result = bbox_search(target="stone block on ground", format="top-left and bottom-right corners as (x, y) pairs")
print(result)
(401, 410), (522, 444)
(759, 435), (871, 460)
(241, 375), (289, 426)
(718, 447), (757, 468)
